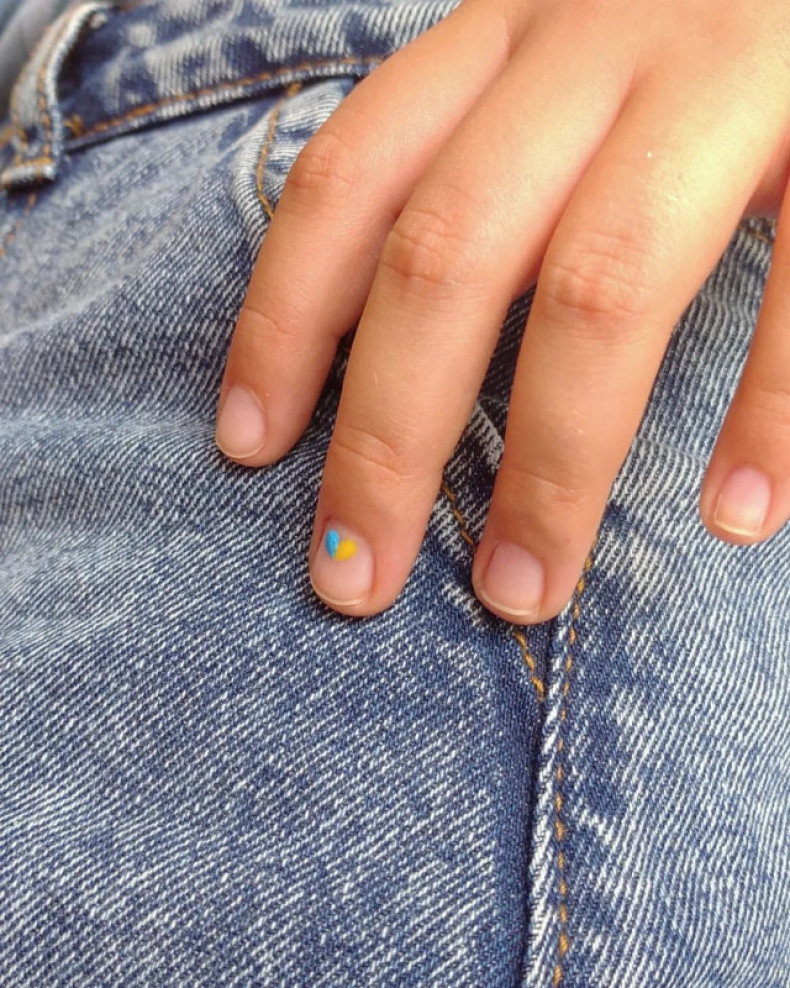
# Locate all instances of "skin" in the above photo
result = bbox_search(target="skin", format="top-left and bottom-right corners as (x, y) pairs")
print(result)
(214, 0), (790, 624)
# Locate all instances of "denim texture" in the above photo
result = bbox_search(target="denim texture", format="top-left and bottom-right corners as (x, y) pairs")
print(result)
(0, 0), (72, 114)
(1, 2), (788, 985)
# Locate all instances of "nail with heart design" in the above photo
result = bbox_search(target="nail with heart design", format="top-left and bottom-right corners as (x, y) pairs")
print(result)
(310, 522), (373, 607)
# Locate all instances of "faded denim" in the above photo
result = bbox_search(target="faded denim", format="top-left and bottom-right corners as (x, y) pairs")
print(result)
(1, 1), (788, 985)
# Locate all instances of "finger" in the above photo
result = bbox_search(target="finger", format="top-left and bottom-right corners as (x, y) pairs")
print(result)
(699, 191), (790, 543)
(306, 15), (636, 614)
(214, 0), (525, 465)
(470, 62), (787, 624)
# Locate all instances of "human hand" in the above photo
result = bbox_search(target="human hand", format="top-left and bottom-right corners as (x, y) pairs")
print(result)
(214, 0), (790, 623)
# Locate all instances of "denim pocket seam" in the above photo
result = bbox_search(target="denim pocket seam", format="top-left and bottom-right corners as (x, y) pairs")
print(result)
(439, 478), (546, 704)
(255, 81), (304, 221)
(61, 56), (385, 151)
(11, 5), (90, 169)
(550, 547), (595, 988)
(0, 191), (37, 259)
(737, 218), (777, 246)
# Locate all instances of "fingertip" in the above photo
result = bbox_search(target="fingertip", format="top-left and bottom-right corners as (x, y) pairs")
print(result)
(471, 540), (544, 623)
(701, 464), (774, 545)
(215, 383), (268, 463)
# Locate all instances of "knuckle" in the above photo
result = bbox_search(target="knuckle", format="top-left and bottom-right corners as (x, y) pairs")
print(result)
(285, 127), (360, 202)
(330, 422), (413, 486)
(741, 377), (790, 430)
(237, 298), (297, 344)
(540, 230), (655, 334)
(501, 458), (593, 516)
(379, 189), (485, 295)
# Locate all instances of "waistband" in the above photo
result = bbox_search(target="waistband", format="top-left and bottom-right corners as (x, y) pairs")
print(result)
(1, 0), (459, 190)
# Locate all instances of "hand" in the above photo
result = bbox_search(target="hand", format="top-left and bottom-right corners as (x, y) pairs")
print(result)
(214, 0), (790, 623)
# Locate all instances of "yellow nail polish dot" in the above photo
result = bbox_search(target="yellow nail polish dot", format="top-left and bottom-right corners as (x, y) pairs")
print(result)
(334, 538), (357, 560)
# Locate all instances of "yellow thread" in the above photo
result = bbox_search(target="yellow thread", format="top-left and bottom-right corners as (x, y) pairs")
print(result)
(439, 482), (476, 550)
(0, 192), (37, 258)
(11, 7), (75, 172)
(553, 549), (595, 986)
(738, 219), (776, 246)
(63, 56), (385, 144)
(439, 479), (546, 702)
(255, 81), (302, 220)
(63, 114), (84, 138)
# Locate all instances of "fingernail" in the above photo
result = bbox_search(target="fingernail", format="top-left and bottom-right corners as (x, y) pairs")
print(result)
(215, 385), (267, 458)
(310, 523), (373, 607)
(713, 466), (771, 537)
(477, 541), (544, 620)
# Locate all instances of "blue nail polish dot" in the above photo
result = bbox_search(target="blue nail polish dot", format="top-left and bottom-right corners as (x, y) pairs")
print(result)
(325, 529), (340, 558)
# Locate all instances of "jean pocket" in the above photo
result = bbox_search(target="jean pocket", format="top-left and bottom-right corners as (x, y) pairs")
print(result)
(1, 0), (460, 191)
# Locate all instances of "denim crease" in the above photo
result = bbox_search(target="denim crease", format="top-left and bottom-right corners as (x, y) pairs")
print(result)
(1, 2), (788, 985)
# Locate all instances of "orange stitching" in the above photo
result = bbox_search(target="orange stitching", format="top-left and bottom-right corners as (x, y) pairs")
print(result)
(440, 481), (476, 551)
(10, 6), (75, 173)
(738, 220), (775, 246)
(552, 549), (594, 988)
(256, 81), (302, 220)
(63, 114), (84, 138)
(64, 56), (385, 143)
(513, 629), (546, 701)
(0, 192), (38, 258)
(440, 480), (545, 702)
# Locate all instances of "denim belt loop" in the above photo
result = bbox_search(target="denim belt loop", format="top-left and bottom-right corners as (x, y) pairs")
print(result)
(1, 0), (116, 190)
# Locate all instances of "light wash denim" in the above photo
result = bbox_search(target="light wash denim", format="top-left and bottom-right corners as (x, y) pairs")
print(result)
(1, 1), (789, 985)
(0, 0), (72, 114)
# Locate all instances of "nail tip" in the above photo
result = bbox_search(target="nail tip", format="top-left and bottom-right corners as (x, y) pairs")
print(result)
(474, 583), (542, 623)
(214, 435), (267, 461)
(712, 519), (762, 539)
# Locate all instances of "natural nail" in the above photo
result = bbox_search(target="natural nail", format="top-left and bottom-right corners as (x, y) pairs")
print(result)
(477, 541), (544, 620)
(713, 466), (771, 537)
(215, 384), (267, 459)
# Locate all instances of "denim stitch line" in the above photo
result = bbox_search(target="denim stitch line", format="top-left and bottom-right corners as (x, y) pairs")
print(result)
(439, 480), (545, 702)
(738, 220), (776, 246)
(0, 192), (38, 258)
(256, 81), (303, 220)
(552, 549), (594, 987)
(61, 56), (386, 145)
(10, 4), (77, 171)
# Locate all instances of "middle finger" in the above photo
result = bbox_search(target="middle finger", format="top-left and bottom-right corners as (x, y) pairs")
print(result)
(307, 15), (634, 612)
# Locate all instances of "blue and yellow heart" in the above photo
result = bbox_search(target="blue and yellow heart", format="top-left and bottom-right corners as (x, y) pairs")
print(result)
(325, 528), (357, 561)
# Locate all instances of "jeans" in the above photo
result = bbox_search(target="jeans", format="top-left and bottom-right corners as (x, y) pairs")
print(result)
(1, 1), (788, 985)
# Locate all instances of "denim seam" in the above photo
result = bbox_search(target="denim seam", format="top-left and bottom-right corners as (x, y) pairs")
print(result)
(738, 219), (776, 246)
(440, 479), (545, 703)
(551, 549), (595, 988)
(256, 81), (304, 221)
(10, 5), (77, 170)
(0, 191), (37, 258)
(61, 56), (386, 148)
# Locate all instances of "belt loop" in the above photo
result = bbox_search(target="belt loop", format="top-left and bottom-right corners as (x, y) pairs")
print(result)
(1, 0), (117, 190)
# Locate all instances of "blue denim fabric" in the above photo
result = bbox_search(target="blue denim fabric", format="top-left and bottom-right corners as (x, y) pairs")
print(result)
(1, 2), (788, 985)
(0, 0), (72, 114)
